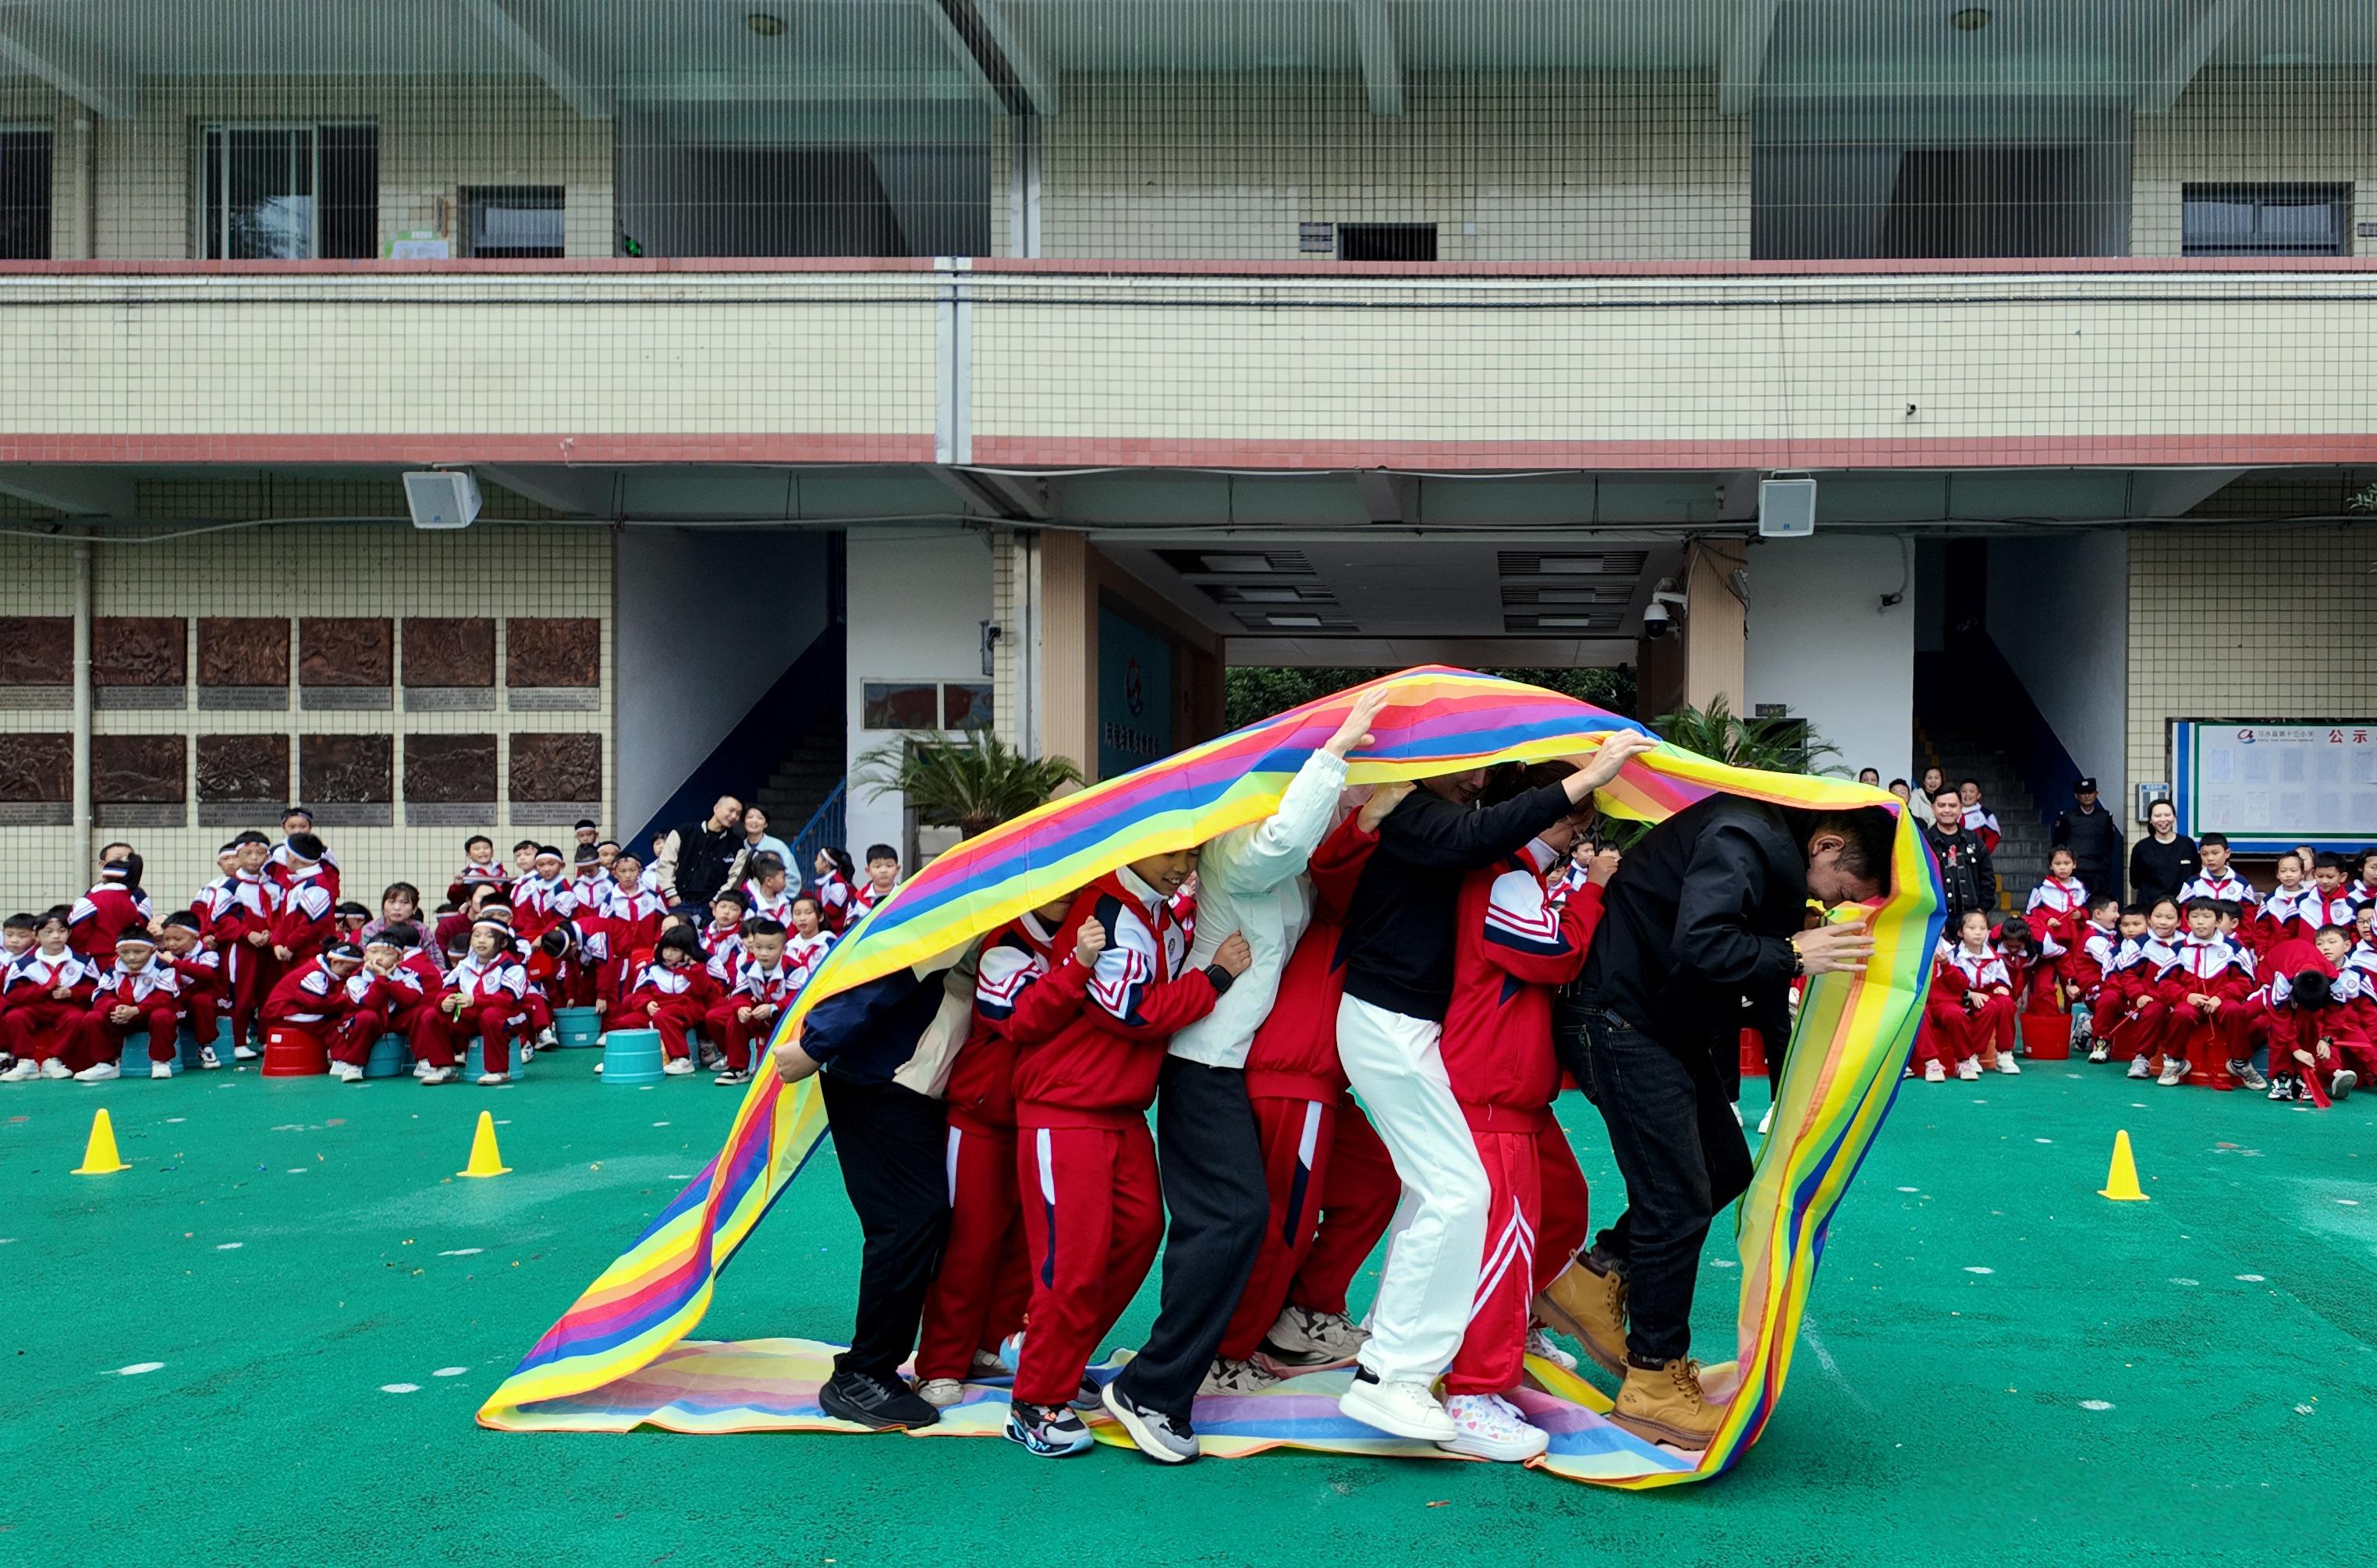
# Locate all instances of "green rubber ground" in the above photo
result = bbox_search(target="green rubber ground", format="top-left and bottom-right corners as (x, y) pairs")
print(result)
(4, 1059), (2372, 1567)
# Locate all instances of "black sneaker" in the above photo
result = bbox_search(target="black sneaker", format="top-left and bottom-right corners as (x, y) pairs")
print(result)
(714, 1069), (751, 1086)
(817, 1368), (940, 1431)
(2268, 1073), (2296, 1102)
(1100, 1378), (1199, 1464)
(1005, 1400), (1094, 1456)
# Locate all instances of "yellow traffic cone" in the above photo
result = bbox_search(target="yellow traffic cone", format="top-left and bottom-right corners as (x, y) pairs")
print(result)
(72, 1108), (130, 1175)
(2098, 1129), (2148, 1201)
(456, 1110), (511, 1179)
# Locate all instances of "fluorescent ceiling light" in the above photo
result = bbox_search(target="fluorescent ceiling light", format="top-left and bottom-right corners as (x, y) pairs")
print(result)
(1536, 616), (1607, 630)
(1535, 556), (1605, 575)
(1202, 553), (1275, 573)
(1233, 586), (1304, 603)
(1267, 614), (1325, 628)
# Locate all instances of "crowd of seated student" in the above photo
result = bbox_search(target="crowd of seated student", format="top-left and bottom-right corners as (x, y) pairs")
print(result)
(0, 807), (893, 1091)
(1909, 808), (2377, 1105)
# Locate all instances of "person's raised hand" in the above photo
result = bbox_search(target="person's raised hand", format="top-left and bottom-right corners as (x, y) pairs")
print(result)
(1323, 687), (1392, 760)
(1357, 780), (1415, 833)
(1563, 729), (1661, 801)
(1792, 917), (1875, 976)
(1586, 847), (1623, 886)
(1212, 931), (1253, 977)
(1072, 917), (1107, 970)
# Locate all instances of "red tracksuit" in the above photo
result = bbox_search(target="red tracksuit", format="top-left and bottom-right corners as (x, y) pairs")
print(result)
(1992, 935), (2045, 1041)
(413, 951), (529, 1074)
(703, 953), (803, 1073)
(742, 881), (796, 925)
(2068, 921), (2120, 1009)
(2099, 935), (2184, 1062)
(814, 869), (855, 934)
(268, 841), (342, 901)
(66, 881), (153, 966)
(1921, 945), (2014, 1067)
(1009, 870), (1221, 1407)
(619, 960), (719, 1062)
(263, 956), (384, 1064)
(1439, 845), (1602, 1396)
(446, 862), (509, 906)
(512, 874), (579, 995)
(79, 956), (185, 1070)
(2165, 935), (2254, 1070)
(786, 929), (836, 992)
(916, 910), (1092, 1385)
(596, 886), (665, 1006)
(270, 874), (336, 970)
(2179, 870), (2262, 916)
(164, 945), (225, 1048)
(1218, 811), (1400, 1364)
(0, 951), (98, 1064)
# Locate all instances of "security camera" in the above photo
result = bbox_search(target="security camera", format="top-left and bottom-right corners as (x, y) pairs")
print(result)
(1641, 601), (1674, 637)
(1651, 590), (1688, 614)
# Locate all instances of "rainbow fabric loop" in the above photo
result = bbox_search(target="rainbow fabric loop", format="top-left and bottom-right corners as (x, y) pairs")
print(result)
(480, 667), (1943, 1488)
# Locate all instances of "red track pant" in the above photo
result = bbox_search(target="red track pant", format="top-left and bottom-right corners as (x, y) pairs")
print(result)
(231, 944), (276, 1048)
(0, 1000), (84, 1063)
(320, 1008), (388, 1067)
(181, 988), (222, 1049)
(1445, 1121), (1548, 1396)
(1534, 1123), (1590, 1297)
(413, 1004), (519, 1074)
(2169, 998), (2249, 1066)
(1286, 1095), (1400, 1319)
(1013, 1122), (1162, 1407)
(77, 1006), (179, 1070)
(635, 997), (707, 1062)
(1219, 1094), (1338, 1361)
(915, 1119), (1029, 1383)
(1919, 994), (2011, 1065)
(702, 1003), (780, 1073)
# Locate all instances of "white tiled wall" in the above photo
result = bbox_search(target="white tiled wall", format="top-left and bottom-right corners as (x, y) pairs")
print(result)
(0, 523), (612, 919)
(2134, 69), (2377, 259)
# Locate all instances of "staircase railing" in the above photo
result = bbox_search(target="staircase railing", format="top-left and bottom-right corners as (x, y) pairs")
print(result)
(787, 781), (848, 890)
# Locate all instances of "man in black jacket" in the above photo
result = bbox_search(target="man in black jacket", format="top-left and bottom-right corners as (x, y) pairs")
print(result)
(1536, 796), (1886, 1453)
(1921, 784), (1996, 926)
(2050, 778), (2123, 904)
(656, 794), (745, 909)
(1331, 728), (1659, 1445)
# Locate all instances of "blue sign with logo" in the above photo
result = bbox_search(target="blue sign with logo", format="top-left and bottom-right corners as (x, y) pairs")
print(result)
(1097, 607), (1173, 782)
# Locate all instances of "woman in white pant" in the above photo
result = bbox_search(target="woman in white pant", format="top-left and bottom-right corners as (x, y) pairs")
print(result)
(1332, 731), (1658, 1441)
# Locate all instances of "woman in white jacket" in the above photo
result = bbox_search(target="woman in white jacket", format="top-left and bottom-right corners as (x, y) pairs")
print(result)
(1096, 686), (1392, 1467)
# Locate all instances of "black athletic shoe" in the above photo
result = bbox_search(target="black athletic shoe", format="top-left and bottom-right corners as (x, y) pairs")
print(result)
(817, 1369), (941, 1431)
(1004, 1401), (1095, 1456)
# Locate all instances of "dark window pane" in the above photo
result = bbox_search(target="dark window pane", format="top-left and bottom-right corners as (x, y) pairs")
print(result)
(463, 184), (564, 259)
(863, 681), (940, 729)
(2183, 183), (2350, 256)
(225, 126), (312, 259)
(1337, 223), (1437, 261)
(0, 129), (52, 261)
(942, 682), (992, 730)
(321, 122), (378, 259)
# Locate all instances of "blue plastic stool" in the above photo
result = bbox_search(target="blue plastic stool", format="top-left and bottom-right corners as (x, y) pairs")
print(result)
(601, 1027), (664, 1085)
(552, 1006), (602, 1049)
(123, 1038), (179, 1077)
(464, 1038), (518, 1082)
(362, 1032), (413, 1079)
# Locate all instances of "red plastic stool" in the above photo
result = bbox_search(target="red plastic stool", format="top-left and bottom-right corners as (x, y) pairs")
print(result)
(2186, 1052), (2236, 1091)
(2020, 1012), (2071, 1061)
(261, 1024), (328, 1077)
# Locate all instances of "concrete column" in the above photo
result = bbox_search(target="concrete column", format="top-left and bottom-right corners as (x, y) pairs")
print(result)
(1036, 530), (1098, 781)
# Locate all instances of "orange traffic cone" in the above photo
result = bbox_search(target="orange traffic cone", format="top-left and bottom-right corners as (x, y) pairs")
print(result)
(456, 1111), (510, 1179)
(2098, 1129), (2148, 1201)
(72, 1108), (130, 1175)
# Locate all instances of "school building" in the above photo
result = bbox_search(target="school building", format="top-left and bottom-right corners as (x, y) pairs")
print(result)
(2, 0), (2373, 912)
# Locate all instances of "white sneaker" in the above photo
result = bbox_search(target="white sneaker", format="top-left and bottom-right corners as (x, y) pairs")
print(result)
(1524, 1327), (1577, 1373)
(151, 1062), (174, 1080)
(412, 1059), (433, 1077)
(1730, 1100), (1743, 1125)
(1437, 1392), (1549, 1462)
(199, 1046), (222, 1070)
(662, 1058), (695, 1076)
(1198, 1357), (1279, 1396)
(2087, 1042), (2111, 1063)
(968, 1349), (1007, 1378)
(1339, 1371), (1455, 1442)
(40, 1059), (72, 1080)
(1923, 1060), (1946, 1082)
(1995, 1055), (2021, 1075)
(2156, 1059), (2187, 1087)
(332, 1062), (364, 1084)
(536, 1027), (558, 1050)
(0, 1059), (38, 1083)
(232, 1044), (258, 1061)
(519, 1043), (534, 1063)
(420, 1066), (456, 1084)
(1755, 1106), (1774, 1134)
(2332, 1070), (2357, 1101)
(73, 1062), (121, 1083)
(2126, 1055), (2152, 1080)
(1955, 1058), (1981, 1081)
(914, 1377), (966, 1408)
(476, 1072), (508, 1087)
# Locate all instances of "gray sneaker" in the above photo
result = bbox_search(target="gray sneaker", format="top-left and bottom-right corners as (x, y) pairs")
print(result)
(2229, 1059), (2269, 1091)
(1100, 1379), (1199, 1465)
(1260, 1304), (1368, 1368)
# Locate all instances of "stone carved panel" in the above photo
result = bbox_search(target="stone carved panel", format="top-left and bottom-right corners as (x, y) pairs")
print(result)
(92, 617), (186, 686)
(0, 732), (71, 800)
(300, 733), (392, 803)
(509, 732), (601, 804)
(405, 733), (497, 804)
(0, 620), (72, 685)
(401, 618), (495, 687)
(197, 734), (289, 804)
(198, 618), (290, 686)
(506, 618), (600, 688)
(299, 618), (393, 686)
(93, 733), (186, 803)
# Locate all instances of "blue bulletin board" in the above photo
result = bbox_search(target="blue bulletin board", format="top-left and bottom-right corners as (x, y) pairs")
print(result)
(2173, 719), (2377, 852)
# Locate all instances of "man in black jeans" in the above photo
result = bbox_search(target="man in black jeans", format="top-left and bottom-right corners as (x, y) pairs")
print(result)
(772, 945), (979, 1430)
(1535, 796), (1887, 1451)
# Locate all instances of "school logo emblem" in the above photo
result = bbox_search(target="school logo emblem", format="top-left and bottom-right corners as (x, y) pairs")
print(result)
(1124, 656), (1146, 718)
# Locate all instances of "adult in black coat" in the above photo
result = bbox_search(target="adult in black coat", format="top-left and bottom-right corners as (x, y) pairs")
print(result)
(2050, 777), (2124, 905)
(1921, 786), (1997, 924)
(2128, 798), (2200, 906)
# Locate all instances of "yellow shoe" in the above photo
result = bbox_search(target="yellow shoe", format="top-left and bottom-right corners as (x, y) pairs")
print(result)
(1610, 1357), (1726, 1452)
(1531, 1251), (1628, 1375)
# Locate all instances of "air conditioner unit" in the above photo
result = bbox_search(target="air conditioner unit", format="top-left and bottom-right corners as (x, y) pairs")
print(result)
(1758, 474), (1817, 537)
(403, 470), (482, 530)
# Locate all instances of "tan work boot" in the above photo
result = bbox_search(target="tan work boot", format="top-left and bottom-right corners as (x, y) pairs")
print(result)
(1531, 1251), (1628, 1375)
(1610, 1357), (1726, 1451)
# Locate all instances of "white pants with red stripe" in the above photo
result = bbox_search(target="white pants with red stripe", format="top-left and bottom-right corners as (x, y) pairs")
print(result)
(1334, 994), (1488, 1387)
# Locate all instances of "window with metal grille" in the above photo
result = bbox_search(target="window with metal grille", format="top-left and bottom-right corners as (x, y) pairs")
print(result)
(0, 127), (51, 260)
(1336, 222), (1437, 261)
(196, 121), (378, 260)
(2182, 183), (2350, 256)
(463, 186), (566, 259)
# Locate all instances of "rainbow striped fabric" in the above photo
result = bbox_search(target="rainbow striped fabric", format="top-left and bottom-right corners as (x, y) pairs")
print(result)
(479, 667), (1942, 1488)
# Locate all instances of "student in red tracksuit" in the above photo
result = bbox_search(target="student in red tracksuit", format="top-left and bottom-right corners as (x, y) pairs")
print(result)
(1921, 910), (2015, 1082)
(267, 809), (341, 900)
(701, 888), (750, 979)
(2162, 899), (2255, 1087)
(154, 911), (226, 1068)
(596, 855), (665, 1010)
(2025, 846), (2090, 993)
(2251, 856), (2313, 955)
(912, 899), (1100, 1404)
(447, 834), (508, 906)
(512, 845), (578, 996)
(702, 917), (806, 1086)
(270, 834), (338, 970)
(620, 927), (720, 1074)
(2263, 931), (2368, 1105)
(1435, 804), (1609, 1462)
(2177, 835), (2260, 916)
(73, 929), (183, 1080)
(1005, 854), (1246, 1456)
(1991, 915), (2045, 1045)
(413, 917), (530, 1085)
(262, 942), (380, 1078)
(2114, 899), (2191, 1080)
(812, 847), (857, 934)
(0, 913), (96, 1078)
(66, 858), (153, 967)
(1212, 800), (1396, 1376)
(786, 898), (837, 990)
(211, 837), (281, 1057)
(2065, 894), (2122, 1030)
(2080, 904), (2149, 1059)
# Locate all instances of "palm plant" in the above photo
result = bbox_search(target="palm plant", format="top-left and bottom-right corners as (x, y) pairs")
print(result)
(854, 732), (1085, 839)
(1651, 694), (1841, 775)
